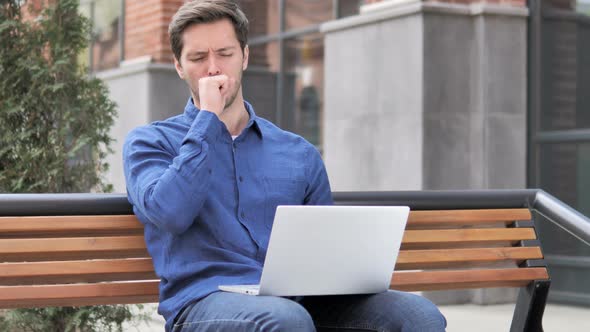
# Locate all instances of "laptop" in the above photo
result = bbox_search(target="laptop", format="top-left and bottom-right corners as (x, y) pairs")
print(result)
(218, 205), (409, 296)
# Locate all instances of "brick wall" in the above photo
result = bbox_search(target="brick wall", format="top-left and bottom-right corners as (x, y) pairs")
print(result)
(21, 0), (52, 22)
(125, 0), (184, 64)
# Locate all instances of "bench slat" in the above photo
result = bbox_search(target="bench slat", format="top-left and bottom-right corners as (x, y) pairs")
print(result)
(395, 247), (543, 270)
(407, 209), (531, 226)
(402, 228), (537, 246)
(0, 215), (142, 237)
(0, 236), (149, 261)
(390, 267), (549, 291)
(0, 258), (156, 285)
(0, 208), (532, 237)
(0, 267), (549, 308)
(0, 281), (159, 309)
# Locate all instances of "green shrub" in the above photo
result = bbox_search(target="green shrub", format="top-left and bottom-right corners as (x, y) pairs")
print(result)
(0, 0), (115, 193)
(0, 306), (148, 332)
(0, 1), (145, 331)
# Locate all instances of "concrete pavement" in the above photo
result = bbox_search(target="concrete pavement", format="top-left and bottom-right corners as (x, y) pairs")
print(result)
(439, 303), (590, 332)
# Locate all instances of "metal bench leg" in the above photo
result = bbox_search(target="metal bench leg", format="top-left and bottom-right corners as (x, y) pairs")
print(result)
(510, 280), (551, 332)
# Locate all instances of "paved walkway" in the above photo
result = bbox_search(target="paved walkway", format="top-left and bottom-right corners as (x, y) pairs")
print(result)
(440, 303), (590, 332)
(124, 302), (590, 331)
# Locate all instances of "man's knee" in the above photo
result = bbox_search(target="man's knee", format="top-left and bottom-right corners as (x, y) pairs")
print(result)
(256, 297), (316, 332)
(390, 292), (446, 331)
(412, 296), (446, 331)
(174, 295), (315, 332)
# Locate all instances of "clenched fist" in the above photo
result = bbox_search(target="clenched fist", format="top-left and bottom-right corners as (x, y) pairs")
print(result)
(198, 74), (237, 116)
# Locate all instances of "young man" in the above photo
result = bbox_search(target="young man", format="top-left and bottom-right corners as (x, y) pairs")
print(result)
(123, 1), (446, 331)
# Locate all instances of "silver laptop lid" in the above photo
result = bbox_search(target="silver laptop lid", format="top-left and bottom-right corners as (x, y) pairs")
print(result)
(258, 205), (409, 296)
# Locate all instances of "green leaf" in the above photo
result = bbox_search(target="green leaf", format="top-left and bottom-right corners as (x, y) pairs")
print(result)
(0, 0), (115, 194)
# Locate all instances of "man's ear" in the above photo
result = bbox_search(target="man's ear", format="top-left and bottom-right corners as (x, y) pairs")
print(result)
(174, 57), (185, 79)
(242, 45), (249, 71)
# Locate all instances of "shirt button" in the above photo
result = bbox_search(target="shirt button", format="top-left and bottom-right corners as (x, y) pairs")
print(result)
(208, 169), (212, 174)
(239, 176), (243, 182)
(241, 211), (245, 218)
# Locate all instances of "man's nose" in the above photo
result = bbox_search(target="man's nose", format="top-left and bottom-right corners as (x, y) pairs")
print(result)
(207, 57), (221, 76)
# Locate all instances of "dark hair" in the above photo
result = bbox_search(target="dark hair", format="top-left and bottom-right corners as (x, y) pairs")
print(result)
(168, 0), (249, 61)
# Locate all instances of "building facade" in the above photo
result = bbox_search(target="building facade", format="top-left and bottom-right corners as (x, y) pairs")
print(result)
(77, 0), (589, 305)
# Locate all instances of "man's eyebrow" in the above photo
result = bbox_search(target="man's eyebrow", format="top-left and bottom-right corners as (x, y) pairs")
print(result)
(215, 46), (236, 53)
(186, 51), (208, 57)
(186, 47), (236, 57)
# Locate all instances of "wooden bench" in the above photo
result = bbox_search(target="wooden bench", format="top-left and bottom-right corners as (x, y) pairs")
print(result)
(0, 192), (551, 331)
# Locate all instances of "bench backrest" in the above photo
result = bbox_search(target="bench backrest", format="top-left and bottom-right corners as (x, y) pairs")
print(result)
(0, 215), (157, 308)
(0, 208), (548, 308)
(393, 208), (548, 291)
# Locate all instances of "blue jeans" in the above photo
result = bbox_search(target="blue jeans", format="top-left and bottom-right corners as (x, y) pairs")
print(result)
(172, 290), (446, 332)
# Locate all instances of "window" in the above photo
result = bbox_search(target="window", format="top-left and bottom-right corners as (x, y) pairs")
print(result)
(285, 0), (333, 30)
(284, 34), (324, 146)
(79, 0), (124, 72)
(577, 0), (590, 14)
(237, 0), (363, 148)
(529, 0), (590, 210)
(528, 0), (590, 305)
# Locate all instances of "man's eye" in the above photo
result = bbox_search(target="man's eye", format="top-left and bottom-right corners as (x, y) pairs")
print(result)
(220, 53), (232, 57)
(190, 58), (204, 62)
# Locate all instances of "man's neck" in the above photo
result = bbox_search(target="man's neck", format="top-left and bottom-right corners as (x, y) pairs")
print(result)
(219, 95), (249, 137)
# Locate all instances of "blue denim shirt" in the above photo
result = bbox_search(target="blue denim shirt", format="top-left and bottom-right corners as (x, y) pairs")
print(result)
(123, 99), (333, 331)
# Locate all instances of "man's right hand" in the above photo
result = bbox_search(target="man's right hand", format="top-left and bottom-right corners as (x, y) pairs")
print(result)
(198, 74), (235, 116)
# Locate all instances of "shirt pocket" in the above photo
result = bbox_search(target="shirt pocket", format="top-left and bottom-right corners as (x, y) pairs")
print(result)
(263, 172), (306, 230)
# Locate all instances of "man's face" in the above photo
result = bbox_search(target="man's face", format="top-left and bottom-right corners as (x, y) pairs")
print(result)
(174, 18), (249, 110)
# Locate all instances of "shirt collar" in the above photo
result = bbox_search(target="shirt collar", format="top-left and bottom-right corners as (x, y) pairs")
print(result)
(183, 97), (263, 139)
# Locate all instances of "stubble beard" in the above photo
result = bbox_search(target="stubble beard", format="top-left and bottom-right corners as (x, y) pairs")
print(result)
(224, 80), (241, 109)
